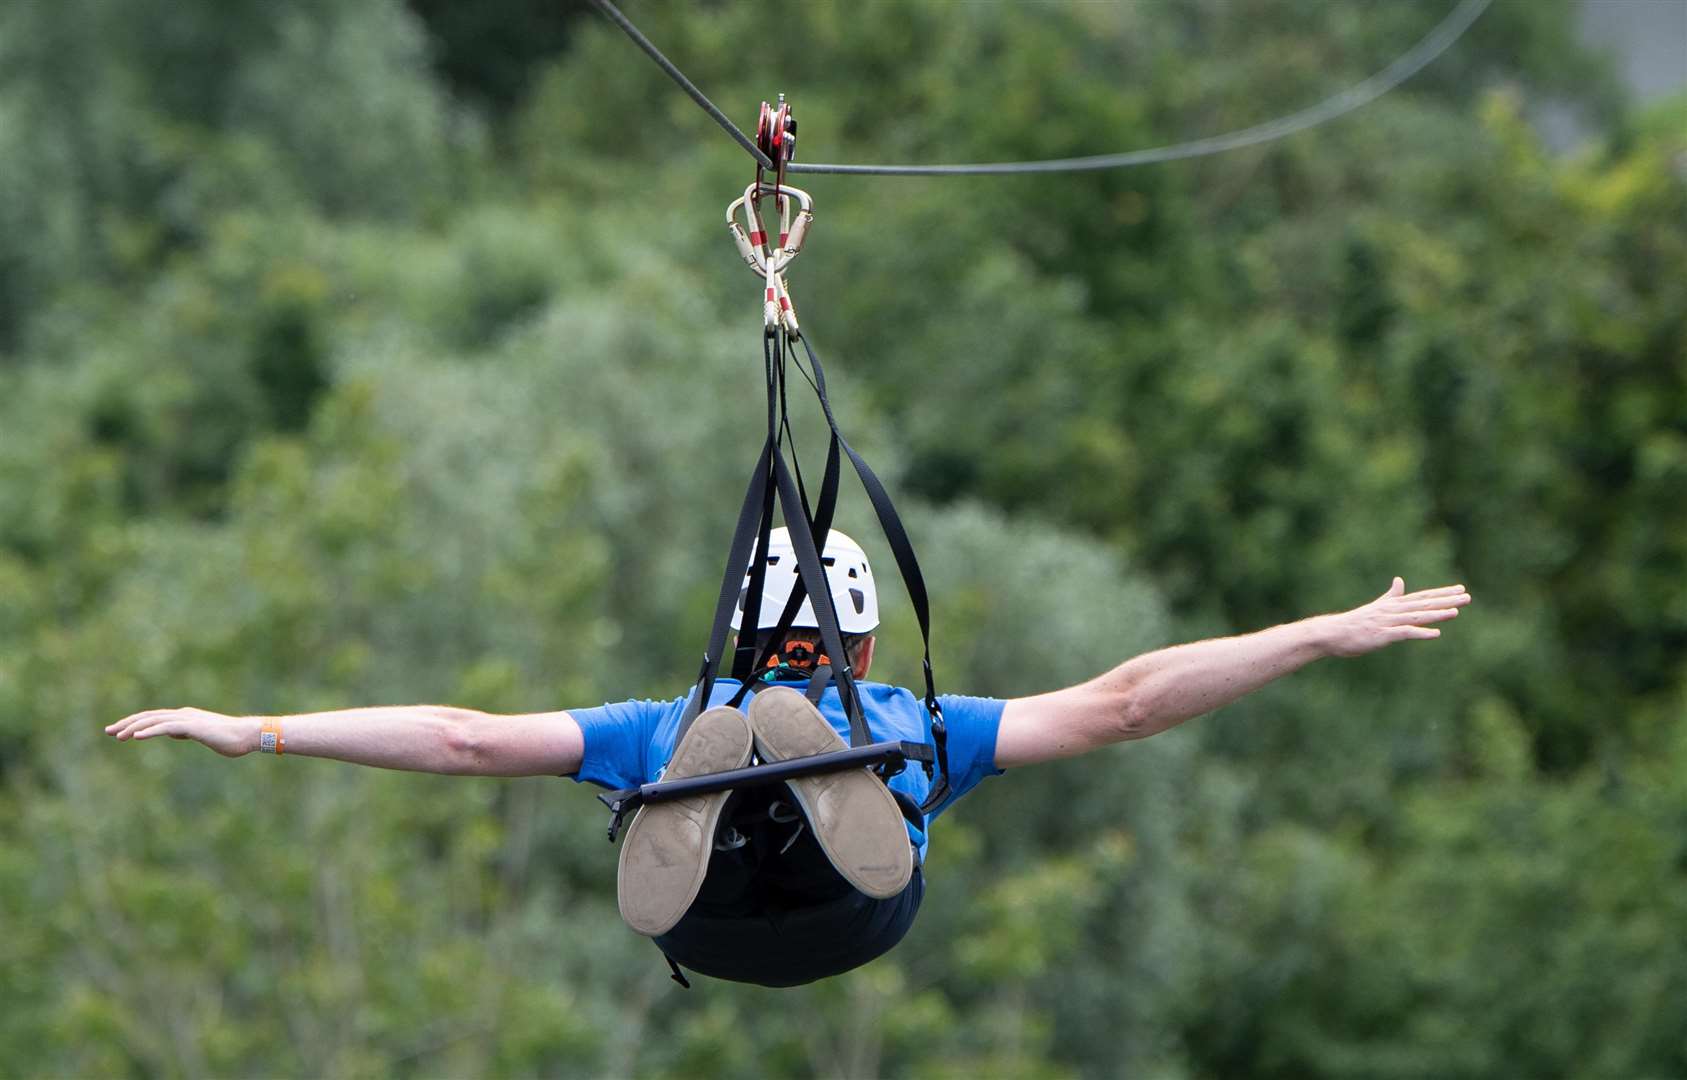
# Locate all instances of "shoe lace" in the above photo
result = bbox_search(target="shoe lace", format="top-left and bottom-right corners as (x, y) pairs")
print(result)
(769, 800), (801, 824)
(769, 799), (807, 854)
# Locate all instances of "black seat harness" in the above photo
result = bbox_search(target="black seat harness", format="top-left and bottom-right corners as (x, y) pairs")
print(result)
(596, 328), (951, 842)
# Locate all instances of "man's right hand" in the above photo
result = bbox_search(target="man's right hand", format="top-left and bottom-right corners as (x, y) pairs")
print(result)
(106, 708), (257, 757)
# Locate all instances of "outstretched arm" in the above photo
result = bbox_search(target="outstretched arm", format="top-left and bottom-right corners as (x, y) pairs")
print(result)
(106, 704), (585, 777)
(994, 578), (1470, 768)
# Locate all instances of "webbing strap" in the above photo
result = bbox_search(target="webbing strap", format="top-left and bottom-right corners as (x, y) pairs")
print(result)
(742, 429), (841, 679)
(771, 439), (870, 744)
(685, 335), (868, 746)
(797, 337), (951, 812)
(806, 664), (832, 705)
(732, 346), (795, 683)
(729, 460), (778, 684)
(733, 349), (843, 683)
(681, 331), (947, 806)
(678, 438), (773, 742)
(662, 950), (692, 989)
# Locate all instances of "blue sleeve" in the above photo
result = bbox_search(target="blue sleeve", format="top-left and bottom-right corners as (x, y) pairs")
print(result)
(927, 693), (1006, 819)
(566, 699), (669, 789)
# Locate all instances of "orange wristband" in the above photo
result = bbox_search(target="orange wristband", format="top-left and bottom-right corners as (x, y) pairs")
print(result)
(259, 719), (285, 755)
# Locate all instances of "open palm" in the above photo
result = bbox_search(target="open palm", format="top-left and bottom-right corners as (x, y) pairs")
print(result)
(1325, 578), (1471, 658)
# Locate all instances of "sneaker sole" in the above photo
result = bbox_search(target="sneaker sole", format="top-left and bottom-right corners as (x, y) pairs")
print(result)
(748, 686), (912, 899)
(617, 705), (753, 936)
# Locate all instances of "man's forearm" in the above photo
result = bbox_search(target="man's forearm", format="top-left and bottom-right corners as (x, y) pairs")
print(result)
(257, 705), (483, 773)
(1101, 616), (1334, 740)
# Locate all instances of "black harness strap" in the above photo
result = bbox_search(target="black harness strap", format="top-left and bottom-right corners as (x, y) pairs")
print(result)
(770, 440), (871, 745)
(677, 437), (773, 743)
(728, 341), (788, 685)
(691, 332), (868, 744)
(731, 340), (844, 687)
(746, 428), (842, 677)
(806, 663), (832, 705)
(797, 336), (952, 813)
(677, 329), (948, 805)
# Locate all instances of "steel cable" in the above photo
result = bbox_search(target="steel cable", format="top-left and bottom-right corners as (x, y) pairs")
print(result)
(589, 0), (1490, 179)
(789, 0), (1491, 175)
(585, 0), (772, 168)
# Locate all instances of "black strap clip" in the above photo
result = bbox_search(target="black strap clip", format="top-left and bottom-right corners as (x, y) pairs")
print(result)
(872, 753), (911, 783)
(598, 789), (642, 843)
(663, 951), (692, 990)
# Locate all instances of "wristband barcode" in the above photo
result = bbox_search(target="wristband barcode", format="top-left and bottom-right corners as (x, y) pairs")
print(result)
(259, 720), (284, 755)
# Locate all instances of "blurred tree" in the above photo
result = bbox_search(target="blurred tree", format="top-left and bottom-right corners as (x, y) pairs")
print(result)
(0, 0), (459, 354)
(2, 0), (1681, 1075)
(405, 0), (588, 114)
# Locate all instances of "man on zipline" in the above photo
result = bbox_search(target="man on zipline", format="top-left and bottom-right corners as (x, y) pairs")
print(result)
(108, 528), (1470, 987)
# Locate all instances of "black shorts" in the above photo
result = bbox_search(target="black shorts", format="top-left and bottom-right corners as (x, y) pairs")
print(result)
(653, 787), (925, 988)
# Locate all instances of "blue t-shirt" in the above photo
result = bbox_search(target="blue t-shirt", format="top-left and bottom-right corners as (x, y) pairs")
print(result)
(569, 679), (1005, 861)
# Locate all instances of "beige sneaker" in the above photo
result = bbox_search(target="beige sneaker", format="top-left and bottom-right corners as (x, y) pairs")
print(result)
(747, 686), (913, 899)
(616, 705), (754, 936)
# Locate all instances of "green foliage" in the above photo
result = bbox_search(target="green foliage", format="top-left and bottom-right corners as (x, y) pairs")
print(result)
(2, 0), (1682, 1075)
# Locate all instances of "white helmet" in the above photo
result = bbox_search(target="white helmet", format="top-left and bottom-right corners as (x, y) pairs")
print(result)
(731, 527), (879, 634)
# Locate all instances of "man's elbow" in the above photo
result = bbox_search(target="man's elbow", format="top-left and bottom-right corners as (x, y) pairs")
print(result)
(1111, 688), (1157, 742)
(438, 708), (490, 775)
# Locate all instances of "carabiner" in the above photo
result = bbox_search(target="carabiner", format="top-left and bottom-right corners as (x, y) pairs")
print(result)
(726, 181), (813, 337)
(733, 94), (807, 338)
(727, 183), (812, 272)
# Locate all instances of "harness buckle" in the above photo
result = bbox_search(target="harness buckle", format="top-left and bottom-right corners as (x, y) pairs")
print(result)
(598, 790), (641, 843)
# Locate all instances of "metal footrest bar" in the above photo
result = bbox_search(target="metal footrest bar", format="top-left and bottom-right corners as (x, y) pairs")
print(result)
(598, 739), (934, 842)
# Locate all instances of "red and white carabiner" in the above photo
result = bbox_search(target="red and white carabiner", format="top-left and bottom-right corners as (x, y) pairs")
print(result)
(727, 181), (812, 337)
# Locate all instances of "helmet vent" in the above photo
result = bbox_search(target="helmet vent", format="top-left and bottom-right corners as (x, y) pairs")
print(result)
(732, 527), (879, 634)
